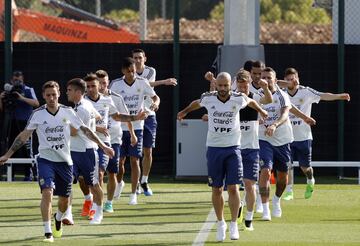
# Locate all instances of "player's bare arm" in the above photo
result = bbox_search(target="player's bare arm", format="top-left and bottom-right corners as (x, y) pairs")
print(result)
(204, 71), (216, 92)
(0, 129), (34, 165)
(258, 79), (273, 104)
(320, 92), (350, 101)
(245, 96), (268, 119)
(96, 125), (109, 137)
(80, 125), (115, 158)
(127, 122), (138, 146)
(70, 126), (78, 136)
(290, 104), (316, 126)
(149, 78), (177, 87)
(265, 106), (291, 137)
(177, 100), (202, 120)
(111, 109), (148, 122)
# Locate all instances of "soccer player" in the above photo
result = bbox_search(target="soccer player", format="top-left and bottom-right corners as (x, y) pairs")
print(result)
(177, 72), (268, 241)
(235, 69), (272, 230)
(282, 67), (350, 200)
(0, 81), (114, 242)
(257, 67), (295, 221)
(131, 48), (177, 196)
(110, 57), (160, 205)
(96, 69), (137, 212)
(80, 73), (147, 216)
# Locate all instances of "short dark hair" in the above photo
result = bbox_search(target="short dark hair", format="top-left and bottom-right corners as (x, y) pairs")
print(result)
(83, 73), (98, 82)
(13, 70), (23, 77)
(236, 69), (251, 82)
(95, 69), (108, 79)
(121, 57), (135, 70)
(243, 60), (254, 72)
(67, 78), (86, 94)
(263, 67), (276, 77)
(252, 60), (265, 70)
(284, 67), (298, 77)
(42, 80), (60, 92)
(131, 48), (145, 55)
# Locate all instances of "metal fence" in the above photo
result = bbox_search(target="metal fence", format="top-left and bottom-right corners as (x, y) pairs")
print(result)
(1, 0), (354, 44)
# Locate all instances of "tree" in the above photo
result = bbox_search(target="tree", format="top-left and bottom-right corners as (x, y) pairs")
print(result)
(209, 0), (331, 24)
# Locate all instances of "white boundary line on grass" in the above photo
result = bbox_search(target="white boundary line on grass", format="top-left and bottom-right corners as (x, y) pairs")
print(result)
(192, 208), (217, 246)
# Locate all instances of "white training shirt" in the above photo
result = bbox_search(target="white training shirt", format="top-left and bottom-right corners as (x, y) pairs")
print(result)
(287, 85), (321, 141)
(239, 91), (263, 149)
(85, 94), (117, 143)
(199, 91), (248, 147)
(136, 65), (157, 116)
(26, 104), (84, 165)
(70, 98), (100, 152)
(107, 90), (129, 144)
(110, 76), (157, 131)
(259, 88), (294, 146)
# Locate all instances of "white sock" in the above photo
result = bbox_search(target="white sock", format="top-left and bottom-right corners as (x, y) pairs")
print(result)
(44, 221), (52, 233)
(65, 205), (72, 216)
(55, 210), (63, 221)
(106, 200), (112, 204)
(262, 202), (270, 213)
(95, 203), (102, 211)
(307, 178), (315, 185)
(217, 219), (225, 225)
(85, 193), (93, 201)
(286, 184), (293, 192)
(245, 211), (254, 221)
(141, 176), (148, 184)
(91, 202), (97, 211)
(273, 195), (280, 202)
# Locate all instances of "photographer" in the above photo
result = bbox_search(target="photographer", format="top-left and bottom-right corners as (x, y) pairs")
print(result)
(0, 71), (39, 181)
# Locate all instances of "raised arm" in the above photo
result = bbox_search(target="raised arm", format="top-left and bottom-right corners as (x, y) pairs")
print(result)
(177, 99), (202, 120)
(258, 79), (273, 104)
(204, 71), (216, 92)
(320, 92), (350, 101)
(0, 129), (34, 164)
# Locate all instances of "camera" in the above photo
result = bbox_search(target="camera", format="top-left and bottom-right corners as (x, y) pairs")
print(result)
(2, 80), (25, 110)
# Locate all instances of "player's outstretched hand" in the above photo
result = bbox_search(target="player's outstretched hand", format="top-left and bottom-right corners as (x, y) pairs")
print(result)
(341, 93), (350, 101)
(164, 78), (177, 86)
(0, 155), (9, 166)
(177, 111), (187, 121)
(265, 125), (276, 137)
(259, 109), (268, 120)
(304, 116), (316, 126)
(130, 134), (138, 147)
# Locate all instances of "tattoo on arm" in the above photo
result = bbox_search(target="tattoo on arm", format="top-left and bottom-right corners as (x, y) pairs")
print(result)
(80, 126), (101, 146)
(10, 137), (25, 153)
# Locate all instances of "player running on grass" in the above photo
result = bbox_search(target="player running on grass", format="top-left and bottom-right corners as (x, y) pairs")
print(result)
(0, 81), (114, 243)
(178, 72), (268, 242)
(282, 67), (350, 200)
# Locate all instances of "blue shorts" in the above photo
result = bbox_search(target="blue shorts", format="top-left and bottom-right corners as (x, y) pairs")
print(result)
(291, 140), (312, 168)
(120, 130), (143, 158)
(143, 115), (157, 148)
(36, 157), (72, 197)
(241, 148), (259, 181)
(206, 146), (243, 187)
(98, 142), (111, 171)
(71, 149), (99, 186)
(107, 143), (120, 173)
(259, 140), (291, 172)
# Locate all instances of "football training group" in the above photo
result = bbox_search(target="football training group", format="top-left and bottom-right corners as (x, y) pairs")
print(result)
(0, 50), (350, 243)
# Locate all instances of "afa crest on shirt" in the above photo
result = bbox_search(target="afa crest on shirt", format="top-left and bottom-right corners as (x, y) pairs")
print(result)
(232, 105), (237, 112)
(299, 98), (304, 104)
(137, 88), (141, 93)
(62, 118), (68, 123)
(274, 99), (278, 104)
(39, 178), (45, 186)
